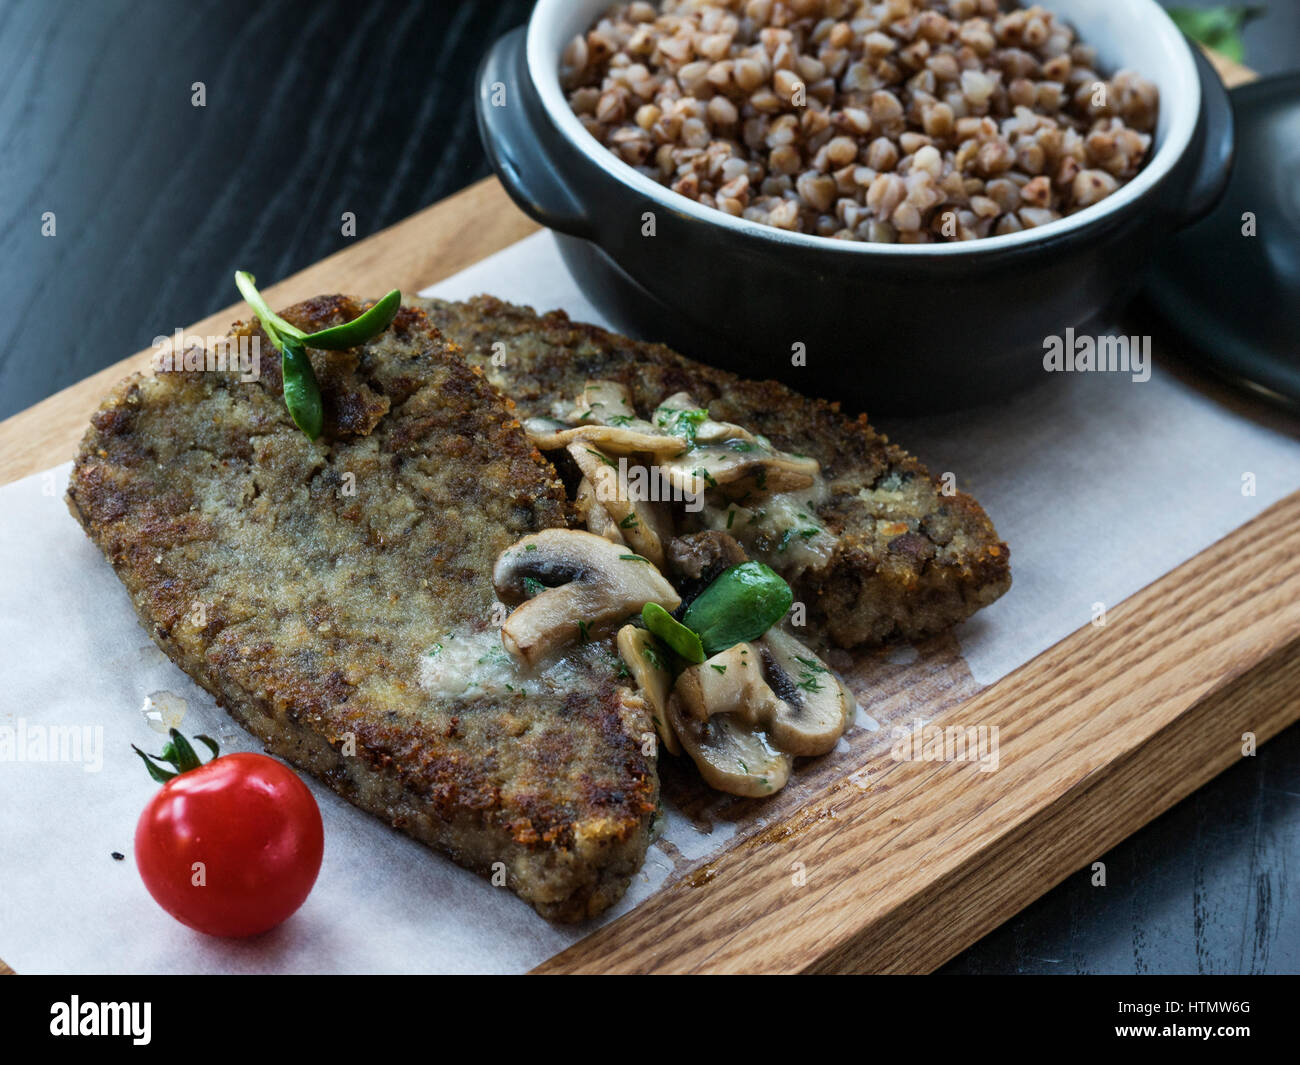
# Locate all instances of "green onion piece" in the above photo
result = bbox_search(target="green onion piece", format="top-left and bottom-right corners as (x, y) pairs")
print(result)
(642, 603), (705, 664)
(280, 336), (324, 440)
(681, 561), (793, 657)
(302, 289), (401, 350)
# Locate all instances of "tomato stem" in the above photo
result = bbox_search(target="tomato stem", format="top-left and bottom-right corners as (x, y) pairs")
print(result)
(133, 728), (221, 785)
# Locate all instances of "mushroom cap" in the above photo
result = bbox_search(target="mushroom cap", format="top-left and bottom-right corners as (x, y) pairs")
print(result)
(667, 691), (791, 798)
(524, 381), (685, 457)
(493, 529), (680, 666)
(657, 442), (819, 501)
(756, 628), (847, 756)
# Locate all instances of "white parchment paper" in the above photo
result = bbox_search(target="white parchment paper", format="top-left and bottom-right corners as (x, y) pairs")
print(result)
(2, 230), (1298, 973)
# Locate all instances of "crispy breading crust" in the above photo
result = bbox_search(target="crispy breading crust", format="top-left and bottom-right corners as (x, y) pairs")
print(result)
(417, 295), (1011, 646)
(68, 297), (657, 922)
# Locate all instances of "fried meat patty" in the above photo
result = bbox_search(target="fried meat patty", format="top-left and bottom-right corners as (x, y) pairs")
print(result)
(67, 297), (657, 922)
(417, 295), (1011, 646)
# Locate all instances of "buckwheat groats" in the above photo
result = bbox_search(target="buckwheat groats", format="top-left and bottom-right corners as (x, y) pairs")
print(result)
(563, 1), (1159, 243)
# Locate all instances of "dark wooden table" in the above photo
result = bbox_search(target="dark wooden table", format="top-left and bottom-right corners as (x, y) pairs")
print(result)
(2, 0), (1296, 974)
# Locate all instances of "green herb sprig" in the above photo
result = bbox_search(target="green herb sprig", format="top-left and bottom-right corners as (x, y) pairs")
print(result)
(234, 271), (401, 439)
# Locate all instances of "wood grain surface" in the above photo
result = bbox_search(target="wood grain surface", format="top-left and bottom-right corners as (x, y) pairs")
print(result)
(3, 35), (1296, 974)
(538, 488), (1300, 972)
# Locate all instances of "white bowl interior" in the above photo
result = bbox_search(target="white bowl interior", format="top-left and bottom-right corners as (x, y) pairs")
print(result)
(526, 0), (1200, 256)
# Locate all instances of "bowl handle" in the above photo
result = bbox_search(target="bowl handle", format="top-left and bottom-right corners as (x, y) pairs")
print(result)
(1178, 43), (1236, 228)
(476, 27), (594, 240)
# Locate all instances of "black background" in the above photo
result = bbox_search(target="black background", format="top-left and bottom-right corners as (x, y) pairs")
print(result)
(1, 0), (1297, 974)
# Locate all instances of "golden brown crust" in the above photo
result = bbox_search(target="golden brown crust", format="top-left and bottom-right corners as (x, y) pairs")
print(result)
(417, 295), (1011, 646)
(67, 298), (656, 922)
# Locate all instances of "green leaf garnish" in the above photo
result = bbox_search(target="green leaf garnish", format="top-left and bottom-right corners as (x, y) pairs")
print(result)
(233, 271), (306, 347)
(642, 602), (705, 664)
(234, 271), (402, 439)
(681, 561), (794, 657)
(585, 448), (619, 469)
(301, 290), (402, 350)
(280, 336), (324, 440)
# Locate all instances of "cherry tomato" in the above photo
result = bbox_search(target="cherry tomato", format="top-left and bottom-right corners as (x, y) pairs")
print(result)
(134, 751), (324, 938)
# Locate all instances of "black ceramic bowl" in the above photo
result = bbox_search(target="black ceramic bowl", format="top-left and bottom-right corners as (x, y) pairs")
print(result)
(477, 0), (1234, 412)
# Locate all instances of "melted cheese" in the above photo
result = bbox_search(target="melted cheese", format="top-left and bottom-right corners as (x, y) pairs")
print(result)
(419, 627), (613, 699)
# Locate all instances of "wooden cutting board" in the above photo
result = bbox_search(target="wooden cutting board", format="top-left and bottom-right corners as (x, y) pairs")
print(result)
(2, 51), (1284, 976)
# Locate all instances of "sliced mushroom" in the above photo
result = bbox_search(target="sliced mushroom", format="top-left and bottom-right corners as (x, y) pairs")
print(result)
(574, 477), (624, 545)
(673, 634), (846, 760)
(575, 381), (655, 431)
(653, 392), (755, 447)
(755, 628), (848, 756)
(524, 419), (687, 458)
(524, 381), (685, 458)
(493, 529), (680, 666)
(617, 624), (680, 755)
(673, 643), (776, 724)
(648, 392), (820, 500)
(666, 691), (792, 797)
(658, 441), (819, 501)
(836, 675), (859, 732)
(567, 442), (674, 568)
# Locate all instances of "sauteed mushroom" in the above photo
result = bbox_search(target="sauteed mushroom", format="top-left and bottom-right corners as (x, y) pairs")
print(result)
(673, 643), (775, 724)
(567, 442), (674, 568)
(574, 477), (623, 545)
(668, 631), (846, 793)
(493, 529), (680, 666)
(523, 382), (686, 458)
(754, 628), (847, 757)
(666, 689), (792, 797)
(617, 624), (680, 755)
